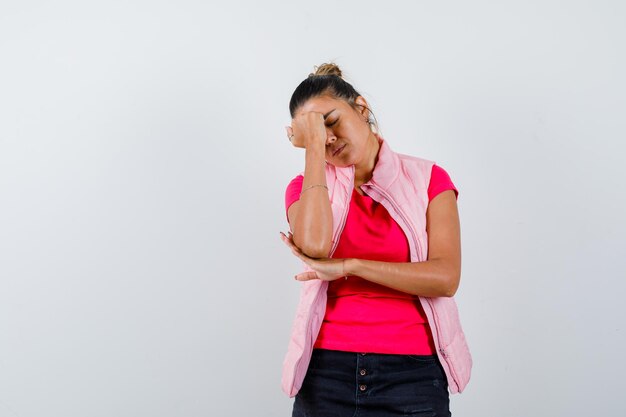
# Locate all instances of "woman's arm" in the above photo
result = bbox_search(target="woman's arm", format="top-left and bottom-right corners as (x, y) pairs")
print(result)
(286, 113), (333, 258)
(347, 189), (461, 297)
(280, 189), (461, 298)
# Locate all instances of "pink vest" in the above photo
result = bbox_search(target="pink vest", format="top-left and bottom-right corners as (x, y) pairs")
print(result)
(281, 136), (472, 397)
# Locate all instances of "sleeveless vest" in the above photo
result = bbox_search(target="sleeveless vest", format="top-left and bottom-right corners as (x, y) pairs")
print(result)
(281, 136), (472, 397)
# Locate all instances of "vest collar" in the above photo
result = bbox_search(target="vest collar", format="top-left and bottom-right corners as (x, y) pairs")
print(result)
(333, 134), (400, 190)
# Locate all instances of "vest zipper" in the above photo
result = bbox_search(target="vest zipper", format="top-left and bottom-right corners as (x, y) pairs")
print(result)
(426, 298), (461, 391)
(363, 182), (460, 390)
(363, 183), (423, 260)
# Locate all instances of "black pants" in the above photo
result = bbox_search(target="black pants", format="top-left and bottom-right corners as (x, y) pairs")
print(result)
(292, 348), (451, 417)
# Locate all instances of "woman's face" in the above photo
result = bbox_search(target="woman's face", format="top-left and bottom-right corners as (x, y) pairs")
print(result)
(295, 95), (374, 167)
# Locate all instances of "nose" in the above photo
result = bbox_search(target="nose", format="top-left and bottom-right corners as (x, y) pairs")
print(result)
(325, 128), (337, 146)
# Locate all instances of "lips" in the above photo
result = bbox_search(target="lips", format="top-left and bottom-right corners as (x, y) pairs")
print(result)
(332, 144), (346, 156)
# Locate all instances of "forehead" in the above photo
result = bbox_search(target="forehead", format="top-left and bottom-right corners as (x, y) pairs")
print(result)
(297, 95), (350, 116)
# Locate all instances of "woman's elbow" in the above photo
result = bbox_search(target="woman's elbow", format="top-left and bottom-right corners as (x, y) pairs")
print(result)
(300, 244), (331, 258)
(443, 272), (461, 297)
(293, 235), (331, 258)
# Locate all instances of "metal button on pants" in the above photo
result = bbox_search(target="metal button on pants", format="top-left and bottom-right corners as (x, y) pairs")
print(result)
(356, 353), (372, 396)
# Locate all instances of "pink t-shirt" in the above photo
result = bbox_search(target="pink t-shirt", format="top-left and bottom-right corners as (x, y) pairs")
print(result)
(284, 164), (458, 354)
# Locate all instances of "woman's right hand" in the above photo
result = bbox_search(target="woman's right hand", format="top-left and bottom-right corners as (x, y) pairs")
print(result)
(285, 111), (328, 149)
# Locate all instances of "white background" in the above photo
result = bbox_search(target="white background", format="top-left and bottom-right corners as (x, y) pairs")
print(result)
(1, 1), (625, 416)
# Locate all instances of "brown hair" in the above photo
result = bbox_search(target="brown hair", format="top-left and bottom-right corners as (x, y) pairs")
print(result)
(289, 62), (380, 133)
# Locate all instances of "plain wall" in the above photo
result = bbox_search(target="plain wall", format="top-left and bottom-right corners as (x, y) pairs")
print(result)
(1, 1), (625, 416)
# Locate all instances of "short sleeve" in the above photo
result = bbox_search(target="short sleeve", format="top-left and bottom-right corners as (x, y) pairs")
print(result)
(428, 164), (459, 202)
(284, 175), (304, 221)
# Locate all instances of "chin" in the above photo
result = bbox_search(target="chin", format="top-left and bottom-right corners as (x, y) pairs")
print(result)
(327, 152), (355, 168)
(326, 158), (353, 168)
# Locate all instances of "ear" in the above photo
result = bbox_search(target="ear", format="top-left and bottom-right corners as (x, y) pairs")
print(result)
(354, 96), (370, 119)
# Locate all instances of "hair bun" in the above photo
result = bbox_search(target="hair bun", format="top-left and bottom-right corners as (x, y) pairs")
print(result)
(309, 62), (343, 78)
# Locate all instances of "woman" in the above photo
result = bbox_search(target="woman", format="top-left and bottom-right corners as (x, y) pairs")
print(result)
(279, 63), (472, 417)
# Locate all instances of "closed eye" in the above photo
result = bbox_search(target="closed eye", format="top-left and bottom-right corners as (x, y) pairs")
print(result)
(326, 118), (339, 127)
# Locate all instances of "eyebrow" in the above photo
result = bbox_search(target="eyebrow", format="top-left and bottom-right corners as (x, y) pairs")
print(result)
(323, 109), (336, 119)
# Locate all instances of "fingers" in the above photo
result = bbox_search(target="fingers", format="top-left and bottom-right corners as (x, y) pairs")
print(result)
(289, 112), (327, 148)
(279, 232), (308, 260)
(279, 231), (295, 249)
(293, 110), (322, 120)
(280, 231), (292, 242)
(295, 271), (318, 281)
(290, 246), (310, 264)
(279, 231), (319, 282)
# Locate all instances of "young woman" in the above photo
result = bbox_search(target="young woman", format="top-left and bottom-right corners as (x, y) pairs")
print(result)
(279, 63), (472, 417)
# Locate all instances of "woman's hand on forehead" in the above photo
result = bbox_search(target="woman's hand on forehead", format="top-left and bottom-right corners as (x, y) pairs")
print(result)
(287, 111), (328, 149)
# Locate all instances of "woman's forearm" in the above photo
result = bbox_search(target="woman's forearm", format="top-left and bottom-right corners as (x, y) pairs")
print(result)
(344, 258), (460, 297)
(292, 142), (333, 258)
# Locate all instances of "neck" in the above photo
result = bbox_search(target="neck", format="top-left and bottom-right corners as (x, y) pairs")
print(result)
(354, 132), (381, 186)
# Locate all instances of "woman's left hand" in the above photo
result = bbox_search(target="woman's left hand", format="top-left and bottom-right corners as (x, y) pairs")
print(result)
(280, 231), (348, 281)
